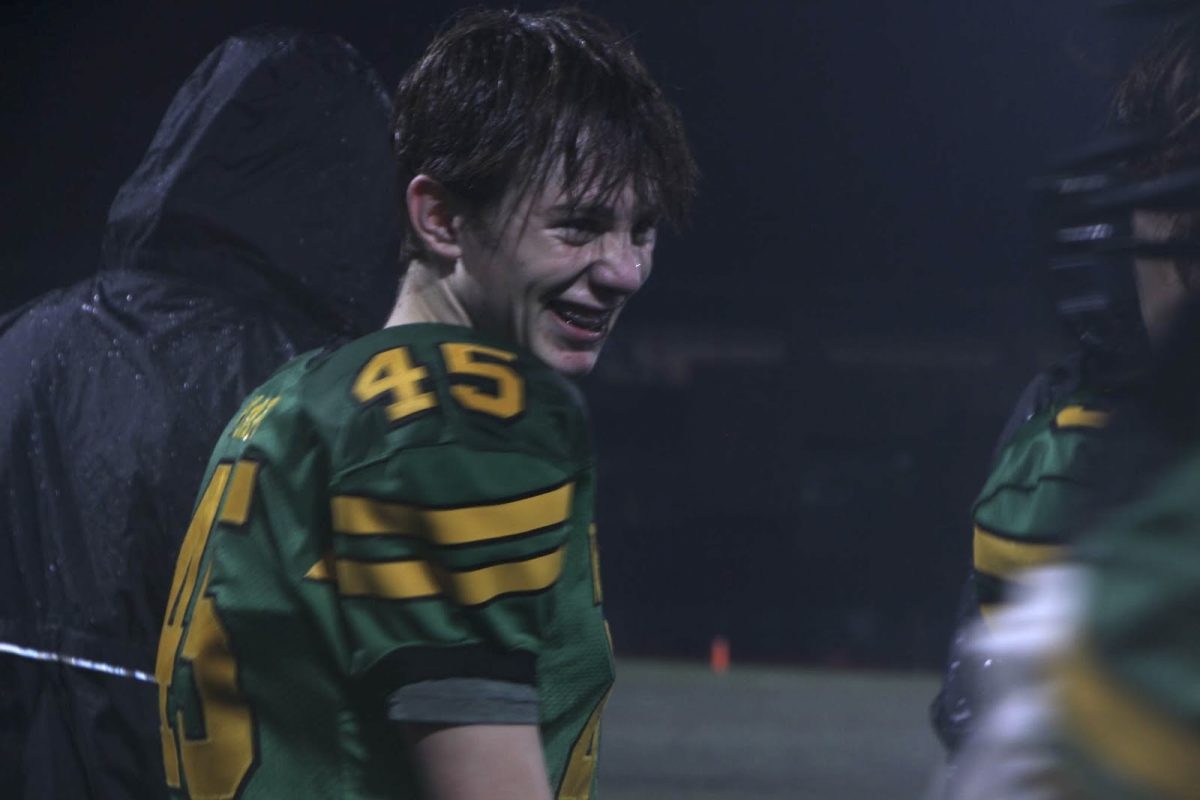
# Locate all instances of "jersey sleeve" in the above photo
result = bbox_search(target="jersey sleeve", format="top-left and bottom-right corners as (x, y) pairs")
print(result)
(320, 441), (583, 725)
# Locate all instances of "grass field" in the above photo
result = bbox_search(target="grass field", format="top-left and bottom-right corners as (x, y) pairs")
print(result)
(600, 660), (944, 800)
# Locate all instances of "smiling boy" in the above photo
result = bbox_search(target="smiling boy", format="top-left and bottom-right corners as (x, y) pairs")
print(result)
(155, 8), (695, 800)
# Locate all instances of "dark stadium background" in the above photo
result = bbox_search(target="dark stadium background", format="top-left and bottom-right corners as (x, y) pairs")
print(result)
(1, 1), (1153, 671)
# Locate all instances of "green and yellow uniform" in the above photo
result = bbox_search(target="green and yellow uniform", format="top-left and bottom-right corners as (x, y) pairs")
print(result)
(934, 361), (1118, 751)
(971, 386), (1113, 619)
(155, 323), (613, 799)
(1059, 446), (1200, 800)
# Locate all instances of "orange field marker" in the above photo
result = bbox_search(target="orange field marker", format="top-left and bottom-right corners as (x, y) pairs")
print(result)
(710, 635), (730, 673)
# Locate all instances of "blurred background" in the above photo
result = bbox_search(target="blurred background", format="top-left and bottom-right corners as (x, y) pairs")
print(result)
(0, 1), (1162, 796)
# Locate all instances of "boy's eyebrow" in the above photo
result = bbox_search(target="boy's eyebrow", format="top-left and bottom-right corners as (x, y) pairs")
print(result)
(545, 202), (660, 224)
(546, 202), (615, 222)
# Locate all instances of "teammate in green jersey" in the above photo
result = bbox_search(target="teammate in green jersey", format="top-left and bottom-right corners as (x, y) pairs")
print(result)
(944, 9), (1200, 798)
(931, 356), (1119, 751)
(1056, 355), (1200, 800)
(155, 9), (696, 799)
(932, 6), (1200, 754)
(1038, 12), (1200, 797)
(946, 313), (1200, 800)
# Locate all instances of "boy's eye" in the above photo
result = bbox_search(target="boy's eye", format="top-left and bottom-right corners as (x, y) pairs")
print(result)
(632, 220), (659, 247)
(557, 219), (604, 242)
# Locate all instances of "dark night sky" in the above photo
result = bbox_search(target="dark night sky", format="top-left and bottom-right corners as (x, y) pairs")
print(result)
(1, 1), (1135, 311)
(0, 1), (1157, 667)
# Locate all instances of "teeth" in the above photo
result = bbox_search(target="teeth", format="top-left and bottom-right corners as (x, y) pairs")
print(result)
(553, 303), (608, 332)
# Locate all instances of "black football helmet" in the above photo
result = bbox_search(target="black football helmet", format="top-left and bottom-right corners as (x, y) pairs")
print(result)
(1035, 1), (1200, 384)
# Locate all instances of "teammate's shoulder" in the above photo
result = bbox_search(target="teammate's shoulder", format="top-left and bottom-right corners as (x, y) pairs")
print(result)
(972, 360), (1117, 539)
(999, 358), (1114, 451)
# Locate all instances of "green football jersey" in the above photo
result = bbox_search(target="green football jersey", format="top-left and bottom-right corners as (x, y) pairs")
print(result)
(155, 323), (613, 800)
(971, 389), (1112, 617)
(1058, 447), (1200, 800)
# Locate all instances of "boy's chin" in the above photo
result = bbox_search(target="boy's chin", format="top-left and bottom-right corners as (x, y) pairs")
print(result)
(534, 341), (602, 377)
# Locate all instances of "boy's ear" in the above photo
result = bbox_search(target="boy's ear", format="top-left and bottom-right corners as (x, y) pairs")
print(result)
(406, 175), (463, 261)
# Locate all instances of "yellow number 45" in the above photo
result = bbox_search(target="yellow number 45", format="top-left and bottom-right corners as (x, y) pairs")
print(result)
(353, 342), (524, 423)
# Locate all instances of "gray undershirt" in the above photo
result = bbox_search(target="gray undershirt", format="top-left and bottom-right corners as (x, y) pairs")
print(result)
(388, 678), (538, 725)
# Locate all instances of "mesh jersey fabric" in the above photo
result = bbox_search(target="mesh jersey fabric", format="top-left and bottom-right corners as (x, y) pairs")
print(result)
(157, 323), (613, 799)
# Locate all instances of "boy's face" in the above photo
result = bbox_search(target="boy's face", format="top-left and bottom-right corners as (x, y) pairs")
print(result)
(451, 176), (659, 376)
(1133, 210), (1195, 345)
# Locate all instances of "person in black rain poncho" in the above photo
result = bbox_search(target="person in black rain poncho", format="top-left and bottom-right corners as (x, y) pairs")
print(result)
(0, 28), (399, 799)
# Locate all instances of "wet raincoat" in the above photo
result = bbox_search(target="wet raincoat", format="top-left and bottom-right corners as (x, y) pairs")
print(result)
(0, 28), (399, 798)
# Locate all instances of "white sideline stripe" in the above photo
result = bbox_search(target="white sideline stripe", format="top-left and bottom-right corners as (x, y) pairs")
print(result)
(0, 641), (156, 683)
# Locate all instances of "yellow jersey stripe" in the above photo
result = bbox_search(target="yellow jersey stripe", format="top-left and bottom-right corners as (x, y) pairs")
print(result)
(304, 553), (335, 582)
(974, 525), (1065, 579)
(1054, 405), (1111, 430)
(336, 558), (442, 600)
(331, 482), (574, 546)
(303, 547), (565, 606)
(1061, 644), (1200, 800)
(450, 547), (564, 606)
(219, 461), (260, 525)
(588, 523), (603, 605)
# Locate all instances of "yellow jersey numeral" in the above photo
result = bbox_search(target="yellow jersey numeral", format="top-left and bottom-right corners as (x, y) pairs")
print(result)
(353, 343), (526, 423)
(157, 462), (258, 798)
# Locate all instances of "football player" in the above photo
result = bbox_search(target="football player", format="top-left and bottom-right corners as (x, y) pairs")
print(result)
(155, 8), (695, 800)
(931, 3), (1200, 755)
(945, 6), (1200, 798)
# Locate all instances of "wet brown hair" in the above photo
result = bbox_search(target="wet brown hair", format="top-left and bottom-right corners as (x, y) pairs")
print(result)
(391, 7), (697, 264)
(1114, 12), (1200, 284)
(1115, 11), (1200, 176)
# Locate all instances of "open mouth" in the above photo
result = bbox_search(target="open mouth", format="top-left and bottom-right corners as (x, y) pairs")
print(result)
(548, 300), (612, 334)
